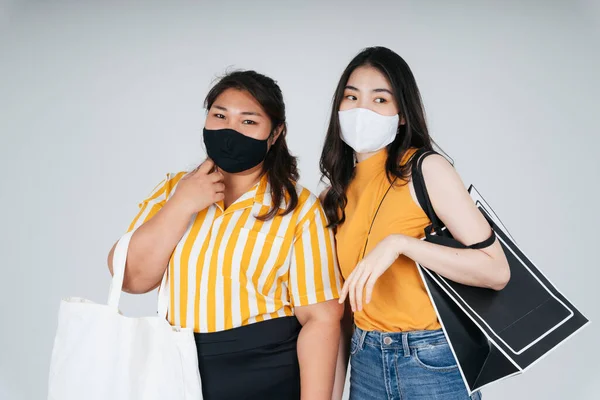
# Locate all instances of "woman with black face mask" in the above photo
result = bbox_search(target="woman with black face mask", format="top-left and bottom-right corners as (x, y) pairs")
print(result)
(321, 47), (511, 400)
(107, 70), (344, 400)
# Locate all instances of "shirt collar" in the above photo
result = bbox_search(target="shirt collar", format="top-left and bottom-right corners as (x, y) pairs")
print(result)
(254, 174), (288, 210)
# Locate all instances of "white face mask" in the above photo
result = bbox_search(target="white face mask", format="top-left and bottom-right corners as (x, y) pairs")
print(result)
(338, 108), (400, 153)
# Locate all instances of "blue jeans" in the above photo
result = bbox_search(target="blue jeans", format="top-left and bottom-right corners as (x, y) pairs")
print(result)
(350, 327), (482, 400)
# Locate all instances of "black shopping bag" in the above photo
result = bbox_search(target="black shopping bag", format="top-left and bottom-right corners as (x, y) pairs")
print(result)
(411, 150), (589, 395)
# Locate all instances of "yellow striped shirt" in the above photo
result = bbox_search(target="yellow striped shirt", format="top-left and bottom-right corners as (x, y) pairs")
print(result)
(127, 172), (342, 333)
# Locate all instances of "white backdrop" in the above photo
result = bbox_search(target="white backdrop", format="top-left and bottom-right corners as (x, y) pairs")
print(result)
(1, 1), (599, 399)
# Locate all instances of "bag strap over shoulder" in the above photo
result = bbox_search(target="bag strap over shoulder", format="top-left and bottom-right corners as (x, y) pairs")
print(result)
(410, 148), (444, 235)
(410, 148), (496, 248)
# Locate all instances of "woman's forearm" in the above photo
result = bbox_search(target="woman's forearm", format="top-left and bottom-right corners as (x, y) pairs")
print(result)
(400, 234), (510, 290)
(108, 199), (194, 293)
(297, 319), (340, 400)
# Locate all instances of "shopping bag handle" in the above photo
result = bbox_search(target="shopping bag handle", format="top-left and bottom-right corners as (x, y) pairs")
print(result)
(411, 148), (444, 236)
(412, 148), (496, 248)
(107, 231), (133, 311)
(108, 230), (170, 319)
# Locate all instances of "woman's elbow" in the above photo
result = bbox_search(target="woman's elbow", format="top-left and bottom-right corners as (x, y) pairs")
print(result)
(121, 265), (160, 294)
(315, 300), (345, 325)
(107, 243), (118, 276)
(107, 245), (157, 294)
(298, 300), (344, 328)
(122, 283), (154, 295)
(490, 261), (511, 291)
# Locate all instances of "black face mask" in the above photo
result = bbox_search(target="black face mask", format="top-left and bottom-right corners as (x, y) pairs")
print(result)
(203, 128), (269, 173)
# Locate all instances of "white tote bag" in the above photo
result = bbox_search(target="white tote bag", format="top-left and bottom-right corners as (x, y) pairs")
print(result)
(48, 231), (202, 400)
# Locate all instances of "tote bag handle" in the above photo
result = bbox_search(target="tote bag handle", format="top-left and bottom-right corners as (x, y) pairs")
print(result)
(108, 230), (170, 319)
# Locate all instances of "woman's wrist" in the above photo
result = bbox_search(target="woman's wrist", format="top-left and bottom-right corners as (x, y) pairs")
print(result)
(389, 233), (409, 257)
(164, 194), (198, 219)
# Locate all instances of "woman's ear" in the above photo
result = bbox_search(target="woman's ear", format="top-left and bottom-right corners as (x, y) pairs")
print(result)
(399, 115), (406, 125)
(269, 124), (285, 145)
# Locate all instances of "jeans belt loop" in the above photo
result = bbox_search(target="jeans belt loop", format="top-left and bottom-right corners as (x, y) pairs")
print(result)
(358, 327), (368, 351)
(402, 332), (410, 358)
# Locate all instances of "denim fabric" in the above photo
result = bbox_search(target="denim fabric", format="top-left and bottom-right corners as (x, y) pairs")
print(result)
(349, 327), (482, 400)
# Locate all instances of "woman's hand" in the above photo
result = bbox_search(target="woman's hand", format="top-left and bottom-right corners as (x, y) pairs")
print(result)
(171, 159), (225, 214)
(339, 234), (407, 312)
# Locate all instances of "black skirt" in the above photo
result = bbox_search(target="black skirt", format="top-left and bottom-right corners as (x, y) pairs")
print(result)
(194, 316), (302, 400)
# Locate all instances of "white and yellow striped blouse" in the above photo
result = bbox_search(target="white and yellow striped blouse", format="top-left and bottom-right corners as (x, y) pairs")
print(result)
(127, 172), (342, 333)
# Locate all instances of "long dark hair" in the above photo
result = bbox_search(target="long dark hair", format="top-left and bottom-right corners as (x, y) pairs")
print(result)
(205, 70), (299, 220)
(320, 46), (434, 228)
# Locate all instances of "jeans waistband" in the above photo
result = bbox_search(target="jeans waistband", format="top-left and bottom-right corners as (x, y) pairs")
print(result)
(354, 326), (448, 356)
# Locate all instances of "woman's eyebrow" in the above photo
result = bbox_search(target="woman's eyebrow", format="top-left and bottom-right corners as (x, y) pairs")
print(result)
(344, 85), (392, 95)
(373, 88), (393, 95)
(241, 111), (263, 116)
(213, 105), (262, 117)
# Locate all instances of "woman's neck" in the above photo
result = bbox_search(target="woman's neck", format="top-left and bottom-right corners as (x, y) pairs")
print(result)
(355, 149), (383, 163)
(221, 164), (264, 209)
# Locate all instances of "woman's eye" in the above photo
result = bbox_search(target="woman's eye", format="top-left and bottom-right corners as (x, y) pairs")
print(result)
(242, 120), (256, 125)
(345, 95), (357, 101)
(214, 113), (225, 119)
(375, 98), (387, 104)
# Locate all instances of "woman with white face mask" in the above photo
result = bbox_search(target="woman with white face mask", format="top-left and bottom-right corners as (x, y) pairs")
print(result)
(320, 47), (511, 400)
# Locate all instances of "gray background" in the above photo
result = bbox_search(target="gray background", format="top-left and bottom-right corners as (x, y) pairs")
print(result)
(1, 1), (598, 399)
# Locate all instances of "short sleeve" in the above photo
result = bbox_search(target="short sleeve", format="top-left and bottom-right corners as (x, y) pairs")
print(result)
(288, 200), (343, 307)
(126, 172), (186, 233)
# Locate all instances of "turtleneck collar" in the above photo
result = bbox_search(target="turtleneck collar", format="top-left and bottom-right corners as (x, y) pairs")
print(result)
(354, 149), (388, 183)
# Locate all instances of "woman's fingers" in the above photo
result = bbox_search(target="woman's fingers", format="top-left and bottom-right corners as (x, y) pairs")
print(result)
(197, 159), (215, 175)
(340, 262), (376, 312)
(365, 273), (379, 305)
(214, 182), (225, 193)
(210, 170), (224, 183)
(355, 268), (371, 312)
(339, 269), (355, 303)
(349, 264), (367, 312)
(348, 273), (357, 313)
